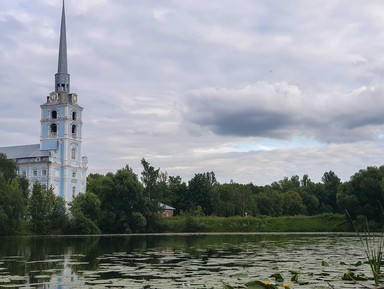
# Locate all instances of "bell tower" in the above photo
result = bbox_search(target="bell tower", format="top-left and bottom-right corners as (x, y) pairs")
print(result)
(40, 0), (87, 202)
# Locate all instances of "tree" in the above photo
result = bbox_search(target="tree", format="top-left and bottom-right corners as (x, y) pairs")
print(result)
(337, 166), (384, 221)
(166, 176), (188, 213)
(282, 191), (306, 215)
(70, 191), (101, 222)
(86, 173), (104, 195)
(0, 153), (17, 182)
(186, 172), (216, 215)
(211, 183), (254, 217)
(69, 191), (101, 234)
(0, 179), (27, 235)
(321, 171), (341, 213)
(0, 154), (28, 235)
(255, 190), (284, 216)
(211, 184), (237, 217)
(29, 183), (68, 234)
(95, 166), (146, 233)
(141, 158), (160, 202)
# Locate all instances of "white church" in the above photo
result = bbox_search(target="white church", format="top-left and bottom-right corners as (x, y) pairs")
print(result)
(0, 1), (87, 203)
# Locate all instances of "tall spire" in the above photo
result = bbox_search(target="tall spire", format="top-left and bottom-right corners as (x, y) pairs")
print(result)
(55, 0), (70, 93)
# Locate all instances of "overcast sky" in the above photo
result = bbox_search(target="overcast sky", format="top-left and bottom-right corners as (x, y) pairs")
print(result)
(1, 0), (384, 185)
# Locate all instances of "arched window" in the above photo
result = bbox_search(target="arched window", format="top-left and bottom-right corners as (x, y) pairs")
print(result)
(72, 125), (77, 138)
(51, 110), (57, 119)
(50, 123), (57, 137)
(72, 111), (77, 120)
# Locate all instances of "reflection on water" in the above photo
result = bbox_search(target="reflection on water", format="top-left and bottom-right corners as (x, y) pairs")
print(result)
(0, 233), (373, 288)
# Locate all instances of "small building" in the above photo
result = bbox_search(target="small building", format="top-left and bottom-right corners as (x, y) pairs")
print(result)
(159, 203), (176, 218)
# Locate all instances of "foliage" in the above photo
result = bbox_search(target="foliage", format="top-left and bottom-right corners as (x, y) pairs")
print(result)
(2, 151), (384, 235)
(224, 278), (291, 289)
(68, 191), (101, 234)
(0, 153), (17, 182)
(91, 166), (147, 233)
(0, 179), (28, 235)
(29, 183), (68, 234)
(70, 191), (101, 222)
(186, 172), (217, 215)
(67, 211), (101, 235)
(141, 158), (160, 202)
(338, 166), (384, 222)
(130, 212), (147, 233)
(0, 154), (28, 235)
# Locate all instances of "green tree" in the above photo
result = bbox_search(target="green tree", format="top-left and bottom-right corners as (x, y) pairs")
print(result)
(141, 158), (160, 202)
(282, 191), (307, 215)
(321, 171), (341, 213)
(337, 166), (384, 221)
(167, 175), (188, 214)
(0, 179), (27, 235)
(255, 190), (284, 216)
(86, 173), (104, 195)
(272, 175), (301, 192)
(187, 172), (216, 215)
(0, 154), (28, 235)
(0, 153), (17, 182)
(71, 191), (101, 222)
(95, 166), (146, 233)
(69, 191), (101, 234)
(211, 183), (253, 217)
(211, 184), (237, 217)
(29, 183), (68, 234)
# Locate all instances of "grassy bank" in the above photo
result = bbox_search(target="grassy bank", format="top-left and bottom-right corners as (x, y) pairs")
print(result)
(158, 214), (352, 233)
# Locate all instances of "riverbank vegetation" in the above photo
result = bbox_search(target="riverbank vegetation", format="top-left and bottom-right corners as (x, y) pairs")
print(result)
(0, 153), (383, 235)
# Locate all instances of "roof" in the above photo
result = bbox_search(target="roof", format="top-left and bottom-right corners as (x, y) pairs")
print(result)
(0, 144), (50, 159)
(159, 203), (176, 210)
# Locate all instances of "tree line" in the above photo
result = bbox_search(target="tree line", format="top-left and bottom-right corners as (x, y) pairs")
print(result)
(0, 153), (383, 235)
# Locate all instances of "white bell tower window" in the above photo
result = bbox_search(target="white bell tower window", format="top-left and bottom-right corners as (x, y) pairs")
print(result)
(72, 125), (77, 138)
(50, 123), (57, 137)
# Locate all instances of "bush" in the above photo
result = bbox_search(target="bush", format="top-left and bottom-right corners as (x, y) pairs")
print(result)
(130, 212), (147, 233)
(67, 213), (101, 235)
(159, 214), (350, 233)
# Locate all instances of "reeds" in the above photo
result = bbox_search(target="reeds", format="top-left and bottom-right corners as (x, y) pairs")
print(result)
(348, 211), (384, 286)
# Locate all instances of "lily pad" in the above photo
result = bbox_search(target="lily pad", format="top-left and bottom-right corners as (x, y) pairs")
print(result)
(245, 280), (268, 289)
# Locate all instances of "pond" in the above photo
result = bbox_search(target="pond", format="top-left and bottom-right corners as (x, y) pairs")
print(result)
(0, 233), (377, 288)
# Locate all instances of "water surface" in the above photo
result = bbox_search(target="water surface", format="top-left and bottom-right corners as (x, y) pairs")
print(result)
(0, 233), (375, 288)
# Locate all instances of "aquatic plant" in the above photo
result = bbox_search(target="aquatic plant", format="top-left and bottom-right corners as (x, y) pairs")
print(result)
(348, 210), (384, 286)
(223, 279), (291, 289)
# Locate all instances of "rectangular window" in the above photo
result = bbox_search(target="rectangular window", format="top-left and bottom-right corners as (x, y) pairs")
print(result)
(33, 169), (38, 177)
(42, 169), (47, 176)
(72, 171), (77, 178)
(22, 170), (26, 177)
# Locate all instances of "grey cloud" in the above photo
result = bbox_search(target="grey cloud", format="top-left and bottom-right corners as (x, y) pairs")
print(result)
(183, 82), (384, 143)
(194, 109), (292, 138)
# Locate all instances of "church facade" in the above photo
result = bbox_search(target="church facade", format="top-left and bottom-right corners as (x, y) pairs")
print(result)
(0, 2), (87, 203)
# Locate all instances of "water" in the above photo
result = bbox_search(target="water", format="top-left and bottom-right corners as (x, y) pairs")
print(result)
(0, 233), (376, 288)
